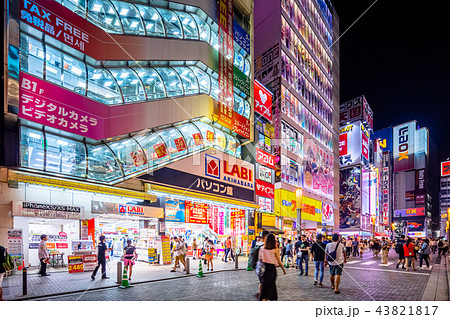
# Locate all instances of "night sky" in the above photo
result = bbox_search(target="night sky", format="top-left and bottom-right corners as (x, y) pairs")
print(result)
(333, 0), (450, 163)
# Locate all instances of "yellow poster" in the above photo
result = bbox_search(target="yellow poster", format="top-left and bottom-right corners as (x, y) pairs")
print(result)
(261, 213), (276, 227)
(301, 196), (322, 222)
(274, 189), (298, 218)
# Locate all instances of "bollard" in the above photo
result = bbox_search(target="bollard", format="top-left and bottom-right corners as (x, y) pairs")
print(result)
(185, 257), (190, 274)
(235, 255), (238, 269)
(22, 267), (27, 296)
(116, 261), (122, 284)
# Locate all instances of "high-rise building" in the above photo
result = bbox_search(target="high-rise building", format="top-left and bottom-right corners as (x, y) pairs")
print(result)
(1, 0), (258, 267)
(439, 160), (450, 239)
(254, 0), (339, 237)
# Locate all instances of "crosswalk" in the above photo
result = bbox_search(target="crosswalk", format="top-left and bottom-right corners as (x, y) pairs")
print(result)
(344, 258), (433, 272)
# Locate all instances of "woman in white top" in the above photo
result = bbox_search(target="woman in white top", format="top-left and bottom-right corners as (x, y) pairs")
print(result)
(258, 233), (286, 301)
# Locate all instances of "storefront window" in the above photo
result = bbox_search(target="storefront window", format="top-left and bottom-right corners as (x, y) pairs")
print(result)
(112, 1), (145, 35)
(134, 67), (166, 99)
(156, 8), (183, 39)
(20, 127), (45, 170)
(134, 132), (170, 166)
(173, 67), (199, 95)
(190, 67), (210, 94)
(108, 138), (147, 175)
(155, 67), (183, 97)
(86, 66), (123, 104)
(87, 0), (123, 34)
(45, 134), (87, 177)
(20, 33), (44, 78)
(175, 12), (198, 40)
(156, 127), (188, 159)
(193, 120), (216, 147)
(192, 14), (210, 43)
(176, 122), (204, 153)
(108, 68), (146, 102)
(44, 46), (63, 86)
(86, 144), (123, 181)
(135, 4), (165, 37)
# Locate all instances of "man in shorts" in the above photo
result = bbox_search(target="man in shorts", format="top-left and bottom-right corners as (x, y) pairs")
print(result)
(325, 233), (347, 294)
(170, 237), (186, 272)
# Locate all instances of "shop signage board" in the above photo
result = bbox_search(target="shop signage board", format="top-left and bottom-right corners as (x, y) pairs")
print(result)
(274, 189), (297, 218)
(255, 179), (275, 199)
(231, 209), (246, 236)
(302, 197), (322, 223)
(381, 151), (390, 225)
(232, 112), (251, 139)
(254, 80), (273, 121)
(322, 203), (334, 225)
(233, 20), (250, 54)
(339, 121), (366, 167)
(339, 166), (361, 231)
(257, 163), (273, 183)
(441, 160), (450, 176)
(91, 201), (163, 219)
(185, 202), (208, 224)
(264, 123), (275, 139)
(68, 255), (84, 273)
(415, 169), (426, 205)
(393, 121), (416, 172)
(161, 236), (171, 265)
(256, 147), (276, 169)
(7, 229), (23, 270)
(13, 201), (82, 219)
(304, 138), (334, 199)
(165, 199), (186, 222)
(148, 248), (158, 263)
(261, 213), (276, 227)
(258, 196), (272, 211)
(339, 96), (373, 129)
(394, 207), (425, 218)
(233, 66), (250, 96)
(82, 255), (97, 272)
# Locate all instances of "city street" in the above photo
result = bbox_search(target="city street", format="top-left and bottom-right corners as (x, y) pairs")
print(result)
(27, 252), (449, 301)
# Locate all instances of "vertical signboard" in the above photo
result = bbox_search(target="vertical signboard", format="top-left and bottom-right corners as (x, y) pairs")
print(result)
(415, 169), (426, 205)
(7, 229), (23, 270)
(339, 167), (361, 231)
(381, 151), (390, 225)
(339, 122), (362, 167)
(393, 121), (415, 172)
(217, 0), (234, 129)
(254, 80), (273, 121)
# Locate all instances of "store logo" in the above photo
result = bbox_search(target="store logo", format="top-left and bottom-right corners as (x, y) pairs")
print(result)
(205, 154), (220, 179)
(397, 126), (409, 161)
(118, 205), (144, 215)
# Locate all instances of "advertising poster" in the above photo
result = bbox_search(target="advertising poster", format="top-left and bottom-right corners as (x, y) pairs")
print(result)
(82, 254), (97, 272)
(339, 122), (362, 167)
(230, 209), (245, 236)
(148, 248), (158, 263)
(7, 229), (23, 269)
(381, 151), (390, 225)
(256, 147), (276, 169)
(441, 160), (450, 176)
(255, 179), (275, 199)
(165, 199), (186, 222)
(415, 169), (426, 206)
(185, 202), (208, 224)
(68, 255), (84, 273)
(394, 207), (425, 218)
(301, 196), (323, 223)
(339, 167), (361, 231)
(254, 80), (273, 121)
(393, 121), (416, 172)
(322, 203), (334, 225)
(161, 236), (172, 265)
(233, 20), (250, 54)
(303, 138), (334, 199)
(406, 219), (425, 232)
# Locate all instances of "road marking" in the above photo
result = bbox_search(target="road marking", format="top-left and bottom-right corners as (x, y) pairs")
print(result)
(346, 260), (361, 264)
(361, 261), (376, 265)
(379, 263), (392, 267)
(345, 266), (430, 275)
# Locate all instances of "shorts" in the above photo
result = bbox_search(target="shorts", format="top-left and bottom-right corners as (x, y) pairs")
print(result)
(329, 264), (344, 276)
(175, 255), (183, 262)
(0, 272), (4, 286)
(124, 258), (135, 266)
(398, 252), (405, 260)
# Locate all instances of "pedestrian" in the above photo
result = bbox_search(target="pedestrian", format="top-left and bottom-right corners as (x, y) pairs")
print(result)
(285, 239), (293, 266)
(205, 239), (214, 271)
(181, 238), (187, 264)
(418, 238), (430, 269)
(192, 238), (198, 260)
(372, 239), (380, 258)
(170, 237), (186, 272)
(325, 234), (347, 294)
(395, 235), (406, 269)
(311, 234), (326, 287)
(258, 233), (286, 301)
(381, 237), (389, 264)
(202, 237), (209, 264)
(359, 240), (365, 258)
(252, 236), (261, 249)
(38, 234), (50, 276)
(352, 238), (359, 257)
(0, 245), (6, 301)
(123, 239), (137, 281)
(298, 235), (310, 276)
(254, 231), (269, 299)
(91, 235), (111, 280)
(280, 238), (287, 262)
(224, 236), (234, 262)
(404, 238), (416, 271)
(294, 236), (302, 269)
(345, 237), (353, 257)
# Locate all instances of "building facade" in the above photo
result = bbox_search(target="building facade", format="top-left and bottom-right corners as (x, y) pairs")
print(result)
(440, 160), (450, 239)
(254, 0), (339, 237)
(1, 0), (258, 267)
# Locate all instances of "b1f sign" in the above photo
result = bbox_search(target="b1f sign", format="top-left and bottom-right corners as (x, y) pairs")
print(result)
(393, 121), (415, 172)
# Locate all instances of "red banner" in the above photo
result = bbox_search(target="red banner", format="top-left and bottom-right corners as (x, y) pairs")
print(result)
(254, 81), (273, 121)
(256, 148), (276, 169)
(255, 179), (275, 199)
(233, 112), (251, 139)
(185, 201), (209, 224)
(230, 209), (245, 236)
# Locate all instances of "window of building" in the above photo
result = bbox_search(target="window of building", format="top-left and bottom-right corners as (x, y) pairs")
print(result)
(175, 12), (199, 40)
(45, 133), (87, 177)
(190, 67), (210, 95)
(155, 67), (183, 97)
(192, 14), (210, 43)
(108, 68), (146, 102)
(86, 67), (123, 104)
(173, 67), (199, 95)
(108, 138), (147, 175)
(20, 127), (45, 171)
(156, 127), (188, 159)
(20, 33), (44, 78)
(87, 0), (123, 34)
(134, 132), (170, 167)
(156, 8), (183, 39)
(86, 144), (123, 181)
(112, 0), (145, 35)
(176, 122), (204, 153)
(193, 121), (216, 147)
(135, 4), (165, 37)
(45, 46), (63, 86)
(62, 53), (87, 95)
(134, 67), (166, 99)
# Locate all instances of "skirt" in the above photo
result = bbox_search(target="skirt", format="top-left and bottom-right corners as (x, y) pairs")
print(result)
(124, 258), (135, 266)
(259, 263), (277, 301)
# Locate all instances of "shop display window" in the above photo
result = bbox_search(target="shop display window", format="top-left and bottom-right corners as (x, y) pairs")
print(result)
(176, 122), (204, 153)
(156, 67), (183, 97)
(172, 67), (199, 95)
(45, 134), (87, 177)
(20, 127), (45, 171)
(134, 132), (170, 167)
(107, 138), (148, 175)
(112, 1), (145, 35)
(108, 68), (146, 102)
(86, 144), (123, 181)
(19, 33), (44, 79)
(134, 67), (166, 99)
(135, 4), (165, 37)
(87, 0), (123, 34)
(156, 8), (183, 39)
(175, 12), (199, 40)
(156, 127), (188, 159)
(86, 66), (123, 104)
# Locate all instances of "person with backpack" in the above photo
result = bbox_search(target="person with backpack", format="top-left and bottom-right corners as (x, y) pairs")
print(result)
(395, 235), (406, 269)
(251, 230), (269, 299)
(0, 246), (7, 301)
(123, 239), (137, 281)
(205, 239), (215, 271)
(325, 234), (347, 294)
(418, 238), (431, 269)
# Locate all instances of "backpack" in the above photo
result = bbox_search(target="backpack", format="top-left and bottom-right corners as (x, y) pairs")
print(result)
(326, 242), (340, 262)
(249, 245), (261, 269)
(1, 246), (14, 271)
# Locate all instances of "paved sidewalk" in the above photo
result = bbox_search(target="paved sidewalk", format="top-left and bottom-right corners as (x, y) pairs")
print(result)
(2, 256), (248, 300)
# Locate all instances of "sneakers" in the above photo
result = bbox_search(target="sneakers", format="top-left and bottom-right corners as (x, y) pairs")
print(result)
(314, 280), (317, 285)
(170, 270), (176, 272)
(318, 283), (323, 288)
(304, 272), (308, 276)
(91, 275), (95, 280)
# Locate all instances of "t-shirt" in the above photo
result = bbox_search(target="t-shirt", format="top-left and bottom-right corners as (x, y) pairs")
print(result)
(299, 241), (310, 255)
(124, 245), (136, 259)
(285, 243), (293, 255)
(225, 239), (232, 249)
(294, 240), (301, 253)
(38, 240), (48, 259)
(174, 242), (183, 256)
(311, 242), (326, 261)
(325, 241), (345, 266)
(98, 242), (107, 260)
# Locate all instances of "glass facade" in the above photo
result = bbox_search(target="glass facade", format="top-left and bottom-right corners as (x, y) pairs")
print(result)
(20, 119), (241, 183)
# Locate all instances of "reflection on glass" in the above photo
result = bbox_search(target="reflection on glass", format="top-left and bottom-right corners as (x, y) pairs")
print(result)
(45, 46), (63, 86)
(134, 132), (169, 167)
(234, 51), (244, 72)
(234, 94), (244, 115)
(156, 8), (183, 39)
(86, 144), (123, 181)
(62, 0), (86, 17)
(108, 138), (147, 175)
(176, 122), (203, 153)
(134, 67), (166, 99)
(156, 127), (187, 159)
(243, 100), (251, 119)
(225, 134), (238, 156)
(112, 1), (145, 35)
(173, 67), (199, 95)
(20, 33), (44, 78)
(45, 134), (86, 177)
(20, 127), (45, 170)
(191, 67), (210, 95)
(62, 53), (87, 95)
(175, 12), (198, 39)
(213, 129), (227, 152)
(210, 77), (219, 100)
(156, 67), (183, 97)
(192, 14), (210, 42)
(87, 0), (123, 34)
(87, 66), (122, 104)
(135, 4), (165, 37)
(108, 68), (146, 102)
(244, 59), (251, 77)
(193, 121), (215, 147)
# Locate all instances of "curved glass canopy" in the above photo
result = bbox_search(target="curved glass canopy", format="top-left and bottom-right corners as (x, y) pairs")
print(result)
(20, 119), (242, 184)
(54, 0), (251, 77)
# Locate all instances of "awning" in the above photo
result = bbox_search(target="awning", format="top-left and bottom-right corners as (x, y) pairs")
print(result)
(263, 226), (285, 235)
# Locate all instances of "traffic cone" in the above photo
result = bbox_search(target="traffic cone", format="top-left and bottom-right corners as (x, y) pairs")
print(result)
(119, 267), (133, 289)
(197, 259), (205, 278)
(246, 257), (253, 271)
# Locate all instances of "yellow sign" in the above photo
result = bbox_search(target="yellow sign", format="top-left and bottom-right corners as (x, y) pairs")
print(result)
(283, 219), (293, 228)
(261, 213), (276, 227)
(264, 123), (275, 139)
(339, 124), (354, 134)
(274, 189), (298, 218)
(301, 196), (322, 222)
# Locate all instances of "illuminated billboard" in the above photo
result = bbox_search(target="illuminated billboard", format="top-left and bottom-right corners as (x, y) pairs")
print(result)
(394, 207), (425, 217)
(339, 121), (369, 167)
(442, 161), (450, 177)
(393, 121), (416, 172)
(339, 167), (361, 231)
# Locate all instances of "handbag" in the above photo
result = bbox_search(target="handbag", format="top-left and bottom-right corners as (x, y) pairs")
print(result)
(326, 242), (340, 262)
